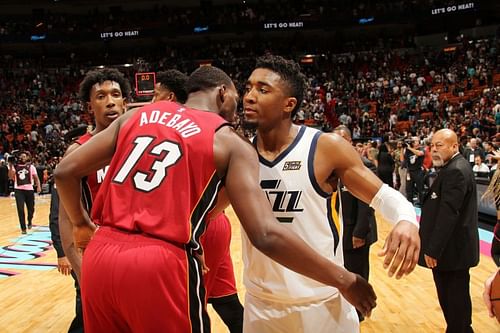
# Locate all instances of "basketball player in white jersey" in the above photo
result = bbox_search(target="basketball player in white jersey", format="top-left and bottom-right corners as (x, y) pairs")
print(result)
(241, 55), (420, 332)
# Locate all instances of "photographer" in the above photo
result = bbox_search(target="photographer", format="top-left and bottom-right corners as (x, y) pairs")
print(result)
(403, 137), (425, 206)
(395, 141), (407, 195)
(7, 151), (41, 234)
(0, 159), (8, 196)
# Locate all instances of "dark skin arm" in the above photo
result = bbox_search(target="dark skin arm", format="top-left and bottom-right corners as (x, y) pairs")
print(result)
(316, 133), (420, 279)
(55, 111), (133, 249)
(57, 143), (85, 281)
(48, 188), (73, 276)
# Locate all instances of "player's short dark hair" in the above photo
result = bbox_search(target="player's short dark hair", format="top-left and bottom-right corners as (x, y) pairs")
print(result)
(255, 55), (306, 117)
(186, 66), (233, 95)
(156, 69), (188, 103)
(79, 68), (131, 102)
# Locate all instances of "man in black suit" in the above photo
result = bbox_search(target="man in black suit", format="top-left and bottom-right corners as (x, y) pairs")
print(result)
(404, 137), (425, 206)
(418, 129), (479, 333)
(333, 126), (378, 322)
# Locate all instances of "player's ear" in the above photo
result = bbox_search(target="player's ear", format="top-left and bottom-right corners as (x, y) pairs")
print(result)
(218, 85), (226, 104)
(283, 97), (297, 115)
(86, 102), (93, 114)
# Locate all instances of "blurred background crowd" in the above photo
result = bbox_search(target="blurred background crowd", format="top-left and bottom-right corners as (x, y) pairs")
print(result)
(0, 0), (498, 209)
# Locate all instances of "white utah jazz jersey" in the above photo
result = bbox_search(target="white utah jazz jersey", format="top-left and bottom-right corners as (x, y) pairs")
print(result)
(243, 125), (344, 303)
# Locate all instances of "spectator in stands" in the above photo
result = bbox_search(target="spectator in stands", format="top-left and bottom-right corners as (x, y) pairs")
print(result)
(463, 138), (485, 167)
(495, 108), (500, 133)
(472, 155), (490, 175)
(422, 139), (433, 172)
(397, 141), (408, 197)
(483, 141), (497, 169)
(376, 141), (394, 187)
(367, 141), (379, 167)
(0, 31), (498, 177)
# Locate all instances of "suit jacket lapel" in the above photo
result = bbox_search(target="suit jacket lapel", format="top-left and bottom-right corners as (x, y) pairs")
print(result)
(423, 154), (460, 203)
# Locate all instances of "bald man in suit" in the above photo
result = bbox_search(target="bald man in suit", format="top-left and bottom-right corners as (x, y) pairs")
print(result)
(418, 129), (479, 333)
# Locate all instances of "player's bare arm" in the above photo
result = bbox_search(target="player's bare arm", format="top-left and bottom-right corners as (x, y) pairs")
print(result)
(55, 111), (135, 249)
(214, 126), (377, 316)
(59, 206), (82, 279)
(58, 143), (85, 280)
(316, 133), (421, 279)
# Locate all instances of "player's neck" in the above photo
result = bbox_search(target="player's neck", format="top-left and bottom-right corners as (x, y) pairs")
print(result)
(257, 123), (299, 158)
(185, 92), (219, 114)
(92, 123), (107, 135)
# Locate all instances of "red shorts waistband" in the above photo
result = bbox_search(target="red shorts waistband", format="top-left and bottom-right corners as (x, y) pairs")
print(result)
(94, 226), (186, 249)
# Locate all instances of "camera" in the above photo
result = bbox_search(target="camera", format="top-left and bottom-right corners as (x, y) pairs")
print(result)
(400, 140), (410, 148)
(6, 150), (20, 165)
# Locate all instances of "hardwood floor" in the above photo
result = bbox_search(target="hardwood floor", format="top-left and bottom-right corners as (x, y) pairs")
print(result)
(0, 195), (498, 332)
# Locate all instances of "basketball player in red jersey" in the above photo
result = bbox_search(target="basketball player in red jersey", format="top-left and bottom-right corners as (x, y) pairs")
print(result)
(58, 68), (130, 281)
(55, 66), (376, 333)
(154, 69), (243, 333)
(54, 68), (130, 332)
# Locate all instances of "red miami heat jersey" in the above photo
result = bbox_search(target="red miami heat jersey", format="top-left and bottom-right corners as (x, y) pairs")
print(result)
(76, 133), (108, 212)
(91, 101), (227, 250)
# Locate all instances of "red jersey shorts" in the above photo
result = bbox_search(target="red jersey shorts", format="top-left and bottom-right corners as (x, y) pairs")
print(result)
(81, 226), (210, 333)
(201, 212), (238, 301)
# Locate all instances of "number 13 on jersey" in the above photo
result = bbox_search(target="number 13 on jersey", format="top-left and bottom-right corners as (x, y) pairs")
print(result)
(113, 136), (182, 192)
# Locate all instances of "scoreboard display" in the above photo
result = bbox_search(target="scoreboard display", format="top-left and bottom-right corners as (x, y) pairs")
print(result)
(135, 72), (156, 96)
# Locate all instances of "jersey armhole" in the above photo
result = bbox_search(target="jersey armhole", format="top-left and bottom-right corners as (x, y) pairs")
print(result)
(215, 122), (232, 133)
(308, 131), (331, 198)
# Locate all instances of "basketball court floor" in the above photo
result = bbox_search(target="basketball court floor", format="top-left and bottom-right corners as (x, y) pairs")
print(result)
(0, 194), (498, 332)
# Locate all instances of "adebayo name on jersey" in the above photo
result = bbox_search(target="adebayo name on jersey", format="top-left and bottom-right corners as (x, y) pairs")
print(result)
(139, 109), (201, 138)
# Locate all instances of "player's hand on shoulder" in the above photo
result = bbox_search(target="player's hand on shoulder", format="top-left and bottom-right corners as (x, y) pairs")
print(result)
(378, 220), (420, 279)
(338, 271), (377, 317)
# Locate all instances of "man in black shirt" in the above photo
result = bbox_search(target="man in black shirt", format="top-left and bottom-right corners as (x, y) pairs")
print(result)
(0, 159), (8, 196)
(404, 137), (425, 206)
